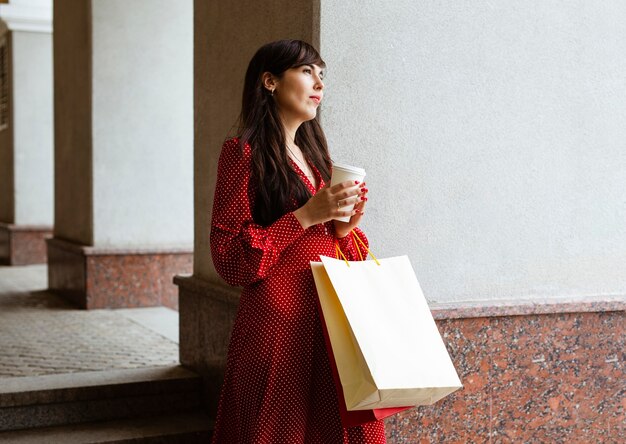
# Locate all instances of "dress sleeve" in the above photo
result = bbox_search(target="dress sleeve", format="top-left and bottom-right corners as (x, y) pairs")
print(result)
(210, 139), (306, 287)
(335, 226), (370, 262)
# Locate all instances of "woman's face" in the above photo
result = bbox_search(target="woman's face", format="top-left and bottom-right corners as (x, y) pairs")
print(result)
(272, 64), (325, 125)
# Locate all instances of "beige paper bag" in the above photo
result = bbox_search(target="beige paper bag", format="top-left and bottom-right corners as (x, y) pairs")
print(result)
(311, 255), (462, 410)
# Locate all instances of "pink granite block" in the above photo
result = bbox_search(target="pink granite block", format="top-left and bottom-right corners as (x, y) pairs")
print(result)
(0, 223), (51, 265)
(47, 237), (192, 309)
(385, 310), (625, 443)
(86, 252), (192, 309)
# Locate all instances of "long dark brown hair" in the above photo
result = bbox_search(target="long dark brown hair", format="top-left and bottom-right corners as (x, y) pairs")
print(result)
(238, 40), (331, 226)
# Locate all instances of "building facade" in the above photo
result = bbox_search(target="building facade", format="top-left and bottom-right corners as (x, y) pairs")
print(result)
(1, 0), (624, 441)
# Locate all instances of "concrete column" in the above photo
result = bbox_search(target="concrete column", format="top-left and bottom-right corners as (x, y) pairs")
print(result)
(50, 0), (194, 309)
(0, 0), (53, 265)
(177, 0), (318, 415)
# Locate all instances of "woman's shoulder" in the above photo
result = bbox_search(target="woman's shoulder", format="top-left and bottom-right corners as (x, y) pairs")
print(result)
(220, 137), (252, 160)
(221, 137), (243, 151)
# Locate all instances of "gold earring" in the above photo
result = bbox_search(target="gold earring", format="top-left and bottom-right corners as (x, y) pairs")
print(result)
(271, 89), (275, 97)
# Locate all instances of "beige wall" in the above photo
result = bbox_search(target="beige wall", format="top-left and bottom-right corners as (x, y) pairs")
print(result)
(53, 0), (92, 244)
(194, 0), (319, 280)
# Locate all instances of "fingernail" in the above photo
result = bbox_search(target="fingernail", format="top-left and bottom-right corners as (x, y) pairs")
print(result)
(362, 188), (368, 193)
(361, 196), (367, 201)
(354, 180), (360, 184)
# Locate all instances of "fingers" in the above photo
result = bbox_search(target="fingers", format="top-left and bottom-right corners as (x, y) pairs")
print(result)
(334, 197), (367, 236)
(337, 194), (367, 208)
(355, 200), (366, 216)
(338, 211), (357, 219)
(338, 200), (366, 220)
(319, 179), (369, 223)
(331, 181), (367, 200)
(330, 179), (363, 194)
(340, 181), (368, 204)
(335, 188), (360, 200)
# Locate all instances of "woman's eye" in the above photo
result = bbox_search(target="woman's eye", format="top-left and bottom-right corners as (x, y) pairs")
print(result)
(303, 68), (312, 74)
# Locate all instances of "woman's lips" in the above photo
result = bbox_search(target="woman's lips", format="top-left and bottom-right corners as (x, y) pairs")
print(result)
(309, 96), (321, 105)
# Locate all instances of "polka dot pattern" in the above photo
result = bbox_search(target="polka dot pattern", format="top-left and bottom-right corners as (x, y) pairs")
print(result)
(210, 139), (386, 443)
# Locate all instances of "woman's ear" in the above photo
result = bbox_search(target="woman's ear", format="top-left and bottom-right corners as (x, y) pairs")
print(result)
(261, 72), (277, 93)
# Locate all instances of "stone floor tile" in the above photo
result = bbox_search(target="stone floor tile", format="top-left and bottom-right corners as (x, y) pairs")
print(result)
(0, 265), (180, 378)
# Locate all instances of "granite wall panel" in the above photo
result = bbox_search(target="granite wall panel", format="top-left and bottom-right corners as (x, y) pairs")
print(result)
(174, 275), (624, 442)
(176, 275), (239, 416)
(0, 223), (51, 265)
(385, 310), (625, 443)
(47, 237), (192, 309)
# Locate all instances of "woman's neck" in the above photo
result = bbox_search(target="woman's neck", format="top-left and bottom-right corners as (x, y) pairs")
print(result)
(280, 114), (303, 147)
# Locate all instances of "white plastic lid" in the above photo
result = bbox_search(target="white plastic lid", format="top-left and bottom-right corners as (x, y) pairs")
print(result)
(332, 162), (366, 175)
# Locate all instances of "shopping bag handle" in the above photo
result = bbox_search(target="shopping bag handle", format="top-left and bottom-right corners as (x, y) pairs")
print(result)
(334, 230), (381, 267)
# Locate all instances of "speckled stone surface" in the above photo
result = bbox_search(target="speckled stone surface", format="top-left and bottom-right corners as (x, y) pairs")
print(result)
(430, 297), (626, 319)
(47, 237), (192, 309)
(175, 275), (239, 418)
(175, 274), (626, 441)
(0, 264), (180, 379)
(0, 226), (9, 263)
(0, 223), (51, 265)
(47, 238), (85, 305)
(0, 412), (213, 442)
(385, 310), (625, 443)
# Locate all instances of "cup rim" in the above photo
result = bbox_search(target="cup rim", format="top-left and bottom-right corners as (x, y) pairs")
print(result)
(332, 162), (366, 175)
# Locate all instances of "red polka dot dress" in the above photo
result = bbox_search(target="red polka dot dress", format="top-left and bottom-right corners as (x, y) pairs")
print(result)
(210, 138), (386, 443)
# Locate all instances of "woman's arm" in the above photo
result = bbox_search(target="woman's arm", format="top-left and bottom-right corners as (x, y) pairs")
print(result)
(334, 225), (370, 262)
(210, 139), (306, 287)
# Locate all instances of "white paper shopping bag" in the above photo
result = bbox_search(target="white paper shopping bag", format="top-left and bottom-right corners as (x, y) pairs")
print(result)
(311, 255), (462, 410)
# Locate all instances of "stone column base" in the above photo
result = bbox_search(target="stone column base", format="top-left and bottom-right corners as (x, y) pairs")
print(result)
(0, 222), (52, 265)
(47, 237), (192, 309)
(175, 275), (240, 416)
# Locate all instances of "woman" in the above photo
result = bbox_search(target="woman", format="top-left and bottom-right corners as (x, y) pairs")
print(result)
(210, 39), (385, 443)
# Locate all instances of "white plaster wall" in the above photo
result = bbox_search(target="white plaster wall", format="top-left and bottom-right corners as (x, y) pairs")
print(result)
(12, 30), (53, 226)
(91, 0), (193, 247)
(320, 1), (626, 303)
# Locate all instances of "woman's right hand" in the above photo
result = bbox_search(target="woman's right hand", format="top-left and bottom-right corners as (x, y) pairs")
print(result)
(294, 180), (367, 230)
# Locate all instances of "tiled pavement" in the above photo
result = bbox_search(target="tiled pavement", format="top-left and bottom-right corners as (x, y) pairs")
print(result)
(0, 265), (179, 378)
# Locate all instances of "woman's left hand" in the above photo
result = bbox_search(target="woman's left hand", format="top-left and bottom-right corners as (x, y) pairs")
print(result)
(334, 183), (368, 238)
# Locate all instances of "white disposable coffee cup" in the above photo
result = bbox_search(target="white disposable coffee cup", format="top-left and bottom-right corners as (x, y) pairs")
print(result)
(330, 162), (366, 222)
